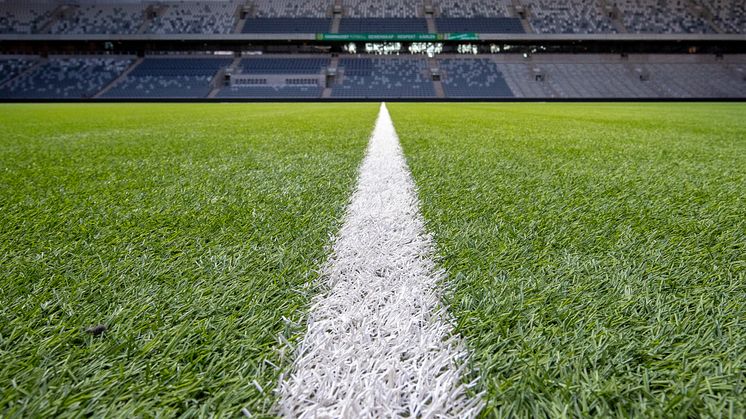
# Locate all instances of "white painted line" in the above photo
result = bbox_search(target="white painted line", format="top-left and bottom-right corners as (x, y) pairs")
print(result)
(277, 103), (482, 418)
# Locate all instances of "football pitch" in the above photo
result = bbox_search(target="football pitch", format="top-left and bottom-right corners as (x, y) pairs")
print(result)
(1, 103), (744, 417)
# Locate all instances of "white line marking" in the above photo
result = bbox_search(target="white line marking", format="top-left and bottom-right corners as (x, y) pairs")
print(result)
(277, 103), (482, 418)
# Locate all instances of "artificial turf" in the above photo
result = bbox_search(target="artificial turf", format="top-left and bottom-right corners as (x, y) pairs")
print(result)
(0, 103), (378, 416)
(389, 103), (746, 418)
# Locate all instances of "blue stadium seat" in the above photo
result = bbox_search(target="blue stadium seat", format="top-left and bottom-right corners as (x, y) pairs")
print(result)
(332, 58), (436, 98)
(0, 58), (132, 99)
(239, 57), (330, 74)
(242, 18), (331, 33)
(436, 17), (524, 33)
(338, 18), (429, 33)
(440, 58), (514, 98)
(103, 57), (231, 98)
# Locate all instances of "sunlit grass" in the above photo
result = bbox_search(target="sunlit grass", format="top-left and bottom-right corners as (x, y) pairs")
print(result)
(0, 103), (378, 417)
(390, 102), (746, 418)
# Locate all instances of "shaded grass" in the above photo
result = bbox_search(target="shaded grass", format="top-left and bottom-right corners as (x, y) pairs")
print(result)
(0, 103), (378, 417)
(389, 103), (746, 418)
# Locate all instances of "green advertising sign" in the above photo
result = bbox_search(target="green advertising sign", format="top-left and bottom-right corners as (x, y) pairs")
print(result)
(315, 33), (480, 41)
(445, 32), (479, 41)
(317, 33), (440, 41)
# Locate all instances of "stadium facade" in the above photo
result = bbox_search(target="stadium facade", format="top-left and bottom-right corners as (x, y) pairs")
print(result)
(0, 0), (744, 100)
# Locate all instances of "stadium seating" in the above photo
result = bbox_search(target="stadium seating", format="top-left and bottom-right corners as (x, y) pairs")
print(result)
(103, 57), (231, 98)
(253, 0), (331, 18)
(494, 59), (746, 98)
(498, 63), (557, 98)
(440, 58), (514, 97)
(2, 0), (746, 35)
(533, 63), (656, 98)
(632, 63), (746, 98)
(0, 57), (37, 85)
(216, 57), (328, 98)
(527, 0), (616, 34)
(149, 1), (237, 34)
(332, 57), (436, 98)
(436, 0), (513, 17)
(339, 18), (429, 33)
(0, 57), (132, 99)
(436, 17), (524, 33)
(0, 54), (744, 99)
(49, 4), (144, 35)
(0, 1), (55, 34)
(344, 0), (418, 18)
(704, 0), (746, 33)
(242, 18), (331, 33)
(239, 57), (330, 74)
(615, 0), (714, 33)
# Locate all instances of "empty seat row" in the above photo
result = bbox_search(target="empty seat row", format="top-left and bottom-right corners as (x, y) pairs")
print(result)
(1, 55), (743, 99)
(103, 57), (231, 98)
(343, 0), (418, 18)
(0, 57), (132, 99)
(150, 1), (238, 34)
(435, 0), (514, 17)
(440, 58), (514, 97)
(614, 0), (715, 33)
(332, 57), (436, 98)
(437, 17), (524, 33)
(339, 18), (429, 33)
(527, 0), (616, 34)
(0, 1), (55, 34)
(49, 4), (144, 35)
(252, 0), (331, 18)
(0, 57), (37, 85)
(1, 0), (745, 34)
(242, 18), (331, 33)
(239, 57), (330, 74)
(704, 0), (745, 33)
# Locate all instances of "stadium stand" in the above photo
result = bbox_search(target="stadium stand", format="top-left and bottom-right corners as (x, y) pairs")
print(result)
(149, 1), (237, 34)
(2, 0), (746, 35)
(630, 63), (746, 97)
(338, 18), (429, 33)
(0, 57), (132, 99)
(253, 0), (331, 17)
(440, 58), (514, 97)
(0, 1), (55, 34)
(0, 57), (37, 85)
(242, 18), (331, 33)
(239, 57), (330, 74)
(332, 57), (436, 98)
(615, 0), (714, 33)
(498, 63), (557, 98)
(49, 4), (144, 35)
(704, 0), (746, 33)
(435, 0), (513, 17)
(436, 17), (524, 33)
(1, 0), (745, 100)
(103, 57), (231, 98)
(493, 55), (746, 98)
(217, 57), (329, 98)
(344, 0), (418, 18)
(536, 63), (657, 98)
(527, 0), (616, 34)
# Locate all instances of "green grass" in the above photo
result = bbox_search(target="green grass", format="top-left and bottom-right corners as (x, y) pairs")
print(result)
(0, 103), (378, 417)
(389, 103), (746, 418)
